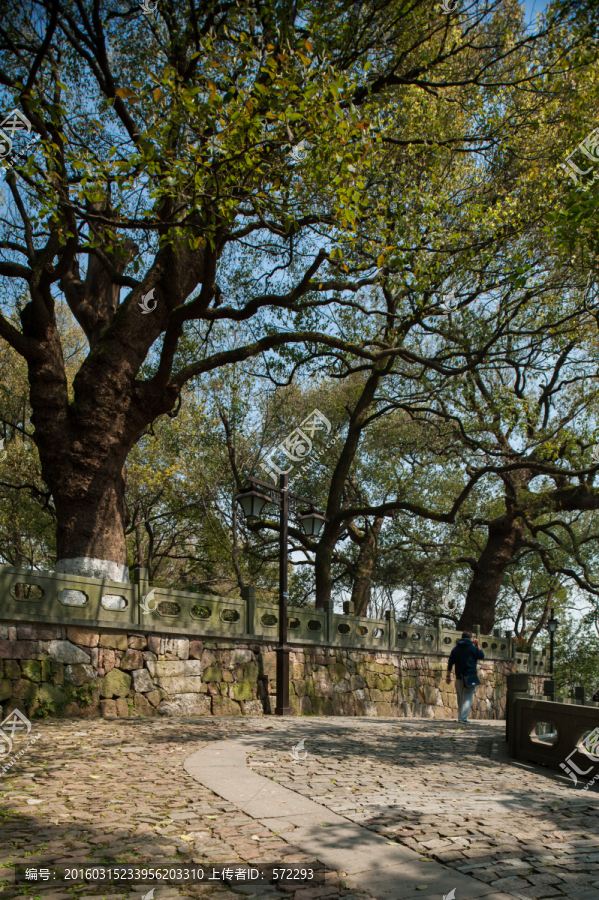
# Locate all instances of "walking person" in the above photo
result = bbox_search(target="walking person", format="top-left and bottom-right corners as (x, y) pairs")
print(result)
(445, 631), (485, 724)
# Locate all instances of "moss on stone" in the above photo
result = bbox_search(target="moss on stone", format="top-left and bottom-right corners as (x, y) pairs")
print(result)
(212, 696), (241, 716)
(0, 679), (11, 702)
(3, 660), (20, 680)
(99, 668), (131, 699)
(311, 696), (333, 716)
(305, 675), (316, 696)
(12, 679), (38, 702)
(230, 682), (252, 701)
(243, 661), (259, 683)
(36, 683), (67, 708)
(203, 665), (222, 683)
(329, 662), (348, 683)
(20, 660), (41, 682)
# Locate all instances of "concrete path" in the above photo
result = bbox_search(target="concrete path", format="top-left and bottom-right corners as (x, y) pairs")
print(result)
(184, 732), (513, 900)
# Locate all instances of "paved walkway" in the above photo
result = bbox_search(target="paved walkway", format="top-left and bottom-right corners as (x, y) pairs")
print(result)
(185, 733), (504, 900)
(0, 717), (597, 900)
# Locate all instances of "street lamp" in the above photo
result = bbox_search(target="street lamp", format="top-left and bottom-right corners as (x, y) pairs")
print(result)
(297, 508), (327, 537)
(234, 474), (326, 715)
(546, 608), (559, 675)
(234, 487), (270, 522)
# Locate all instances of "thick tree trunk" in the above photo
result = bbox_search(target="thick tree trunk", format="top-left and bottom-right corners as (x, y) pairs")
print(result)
(314, 524), (339, 611)
(51, 452), (129, 566)
(457, 514), (526, 633)
(351, 517), (384, 617)
(53, 468), (130, 581)
(19, 223), (208, 583)
(26, 326), (137, 580)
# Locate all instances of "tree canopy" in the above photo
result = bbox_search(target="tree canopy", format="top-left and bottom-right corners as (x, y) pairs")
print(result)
(0, 0), (598, 642)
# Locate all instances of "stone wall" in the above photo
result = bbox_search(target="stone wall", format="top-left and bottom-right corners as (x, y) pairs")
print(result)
(0, 620), (529, 721)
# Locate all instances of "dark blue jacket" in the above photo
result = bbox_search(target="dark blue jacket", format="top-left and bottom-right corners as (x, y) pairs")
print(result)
(447, 638), (485, 687)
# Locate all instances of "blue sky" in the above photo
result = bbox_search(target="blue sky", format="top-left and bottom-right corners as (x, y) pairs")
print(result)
(522, 0), (548, 27)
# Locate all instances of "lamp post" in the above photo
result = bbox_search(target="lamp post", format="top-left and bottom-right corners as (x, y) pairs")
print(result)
(546, 608), (559, 675)
(234, 474), (326, 715)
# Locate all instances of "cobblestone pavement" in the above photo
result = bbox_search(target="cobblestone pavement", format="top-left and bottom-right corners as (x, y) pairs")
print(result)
(246, 719), (599, 900)
(0, 716), (596, 900)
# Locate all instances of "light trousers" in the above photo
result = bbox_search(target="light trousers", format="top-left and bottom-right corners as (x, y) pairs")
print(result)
(455, 677), (476, 722)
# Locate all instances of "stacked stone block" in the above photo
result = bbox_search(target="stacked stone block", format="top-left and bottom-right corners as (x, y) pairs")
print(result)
(0, 621), (529, 721)
(286, 648), (521, 719)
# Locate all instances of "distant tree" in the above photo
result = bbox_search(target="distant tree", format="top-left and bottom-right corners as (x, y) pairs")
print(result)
(550, 617), (599, 696)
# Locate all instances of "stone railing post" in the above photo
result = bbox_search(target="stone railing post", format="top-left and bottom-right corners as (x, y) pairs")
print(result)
(135, 567), (150, 626)
(242, 585), (256, 637)
(323, 599), (334, 644)
(575, 685), (586, 705)
(343, 601), (355, 615)
(506, 672), (530, 747)
(504, 629), (513, 662)
(385, 608), (396, 650)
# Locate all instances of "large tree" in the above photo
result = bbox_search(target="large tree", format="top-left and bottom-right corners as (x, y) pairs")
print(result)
(0, 0), (589, 585)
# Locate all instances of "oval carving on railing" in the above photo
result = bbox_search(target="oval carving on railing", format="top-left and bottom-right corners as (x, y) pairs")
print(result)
(221, 608), (241, 623)
(288, 617), (301, 629)
(261, 613), (277, 627)
(307, 620), (322, 631)
(397, 631), (408, 640)
(443, 636), (452, 644)
(101, 594), (127, 610)
(191, 605), (211, 619)
(424, 633), (433, 643)
(60, 588), (87, 606)
(530, 721), (558, 745)
(337, 623), (351, 635)
(12, 583), (44, 601)
(500, 643), (506, 649)
(157, 600), (181, 617)
(373, 628), (384, 638)
(356, 625), (368, 636)
(491, 642), (498, 649)
(482, 641), (489, 648)
(517, 658), (521, 663)
(411, 632), (421, 641)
